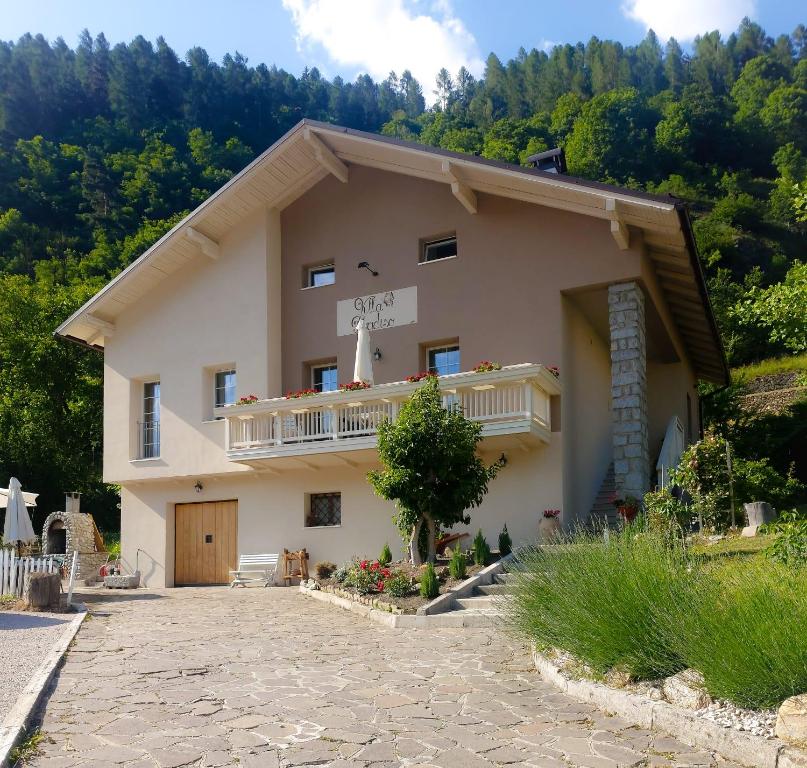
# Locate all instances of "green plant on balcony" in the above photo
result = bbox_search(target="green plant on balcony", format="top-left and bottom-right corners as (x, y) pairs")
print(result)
(473, 361), (502, 373)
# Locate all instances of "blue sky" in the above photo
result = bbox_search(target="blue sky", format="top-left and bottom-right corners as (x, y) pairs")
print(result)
(2, 0), (804, 99)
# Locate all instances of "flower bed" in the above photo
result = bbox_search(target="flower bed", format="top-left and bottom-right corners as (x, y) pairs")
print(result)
(506, 527), (807, 710)
(314, 557), (483, 614)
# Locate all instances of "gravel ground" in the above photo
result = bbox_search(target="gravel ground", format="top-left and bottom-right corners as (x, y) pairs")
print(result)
(0, 611), (73, 717)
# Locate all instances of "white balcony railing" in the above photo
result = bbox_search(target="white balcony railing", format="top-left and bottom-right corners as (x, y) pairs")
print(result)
(217, 364), (560, 462)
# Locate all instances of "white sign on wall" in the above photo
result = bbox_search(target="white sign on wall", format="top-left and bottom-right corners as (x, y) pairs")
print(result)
(337, 286), (417, 336)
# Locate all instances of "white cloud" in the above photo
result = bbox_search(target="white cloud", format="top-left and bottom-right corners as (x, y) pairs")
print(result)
(622, 0), (756, 42)
(282, 0), (483, 102)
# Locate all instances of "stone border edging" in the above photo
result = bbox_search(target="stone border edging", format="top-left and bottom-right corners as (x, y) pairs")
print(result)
(0, 603), (87, 768)
(532, 648), (807, 768)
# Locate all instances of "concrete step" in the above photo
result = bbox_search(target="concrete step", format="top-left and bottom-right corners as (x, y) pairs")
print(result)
(493, 572), (515, 584)
(456, 595), (496, 610)
(474, 582), (510, 596)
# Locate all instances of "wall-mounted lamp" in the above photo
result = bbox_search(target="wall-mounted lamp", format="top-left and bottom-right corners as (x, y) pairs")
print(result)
(194, 481), (204, 493)
(373, 347), (382, 361)
(357, 260), (379, 276)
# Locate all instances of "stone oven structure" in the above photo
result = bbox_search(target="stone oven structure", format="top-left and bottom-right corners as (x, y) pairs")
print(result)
(42, 493), (108, 579)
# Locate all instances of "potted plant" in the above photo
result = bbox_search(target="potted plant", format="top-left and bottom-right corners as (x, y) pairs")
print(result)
(539, 509), (561, 542)
(406, 372), (435, 383)
(611, 494), (641, 523)
(235, 394), (259, 405)
(340, 381), (371, 392)
(473, 361), (502, 373)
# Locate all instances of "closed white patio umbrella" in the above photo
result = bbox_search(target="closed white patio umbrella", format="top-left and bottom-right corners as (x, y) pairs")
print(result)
(2, 477), (37, 551)
(353, 318), (374, 385)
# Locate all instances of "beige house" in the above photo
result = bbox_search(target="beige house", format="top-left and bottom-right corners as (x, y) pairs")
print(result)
(56, 120), (727, 587)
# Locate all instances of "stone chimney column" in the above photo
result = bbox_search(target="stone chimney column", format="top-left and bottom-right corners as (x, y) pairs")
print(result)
(609, 282), (650, 500)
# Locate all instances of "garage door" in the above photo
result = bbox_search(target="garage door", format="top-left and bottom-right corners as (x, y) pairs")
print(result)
(175, 501), (237, 585)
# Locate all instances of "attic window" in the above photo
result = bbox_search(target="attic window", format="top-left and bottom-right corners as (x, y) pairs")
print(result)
(421, 235), (457, 264)
(306, 264), (335, 288)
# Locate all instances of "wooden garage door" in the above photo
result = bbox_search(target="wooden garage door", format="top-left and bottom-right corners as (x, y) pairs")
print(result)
(175, 501), (237, 585)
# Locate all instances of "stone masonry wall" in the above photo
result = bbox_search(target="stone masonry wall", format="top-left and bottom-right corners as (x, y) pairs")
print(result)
(609, 282), (650, 500)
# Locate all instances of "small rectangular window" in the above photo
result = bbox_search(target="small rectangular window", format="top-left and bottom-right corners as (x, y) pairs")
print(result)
(141, 381), (160, 458)
(427, 345), (460, 376)
(307, 264), (335, 287)
(306, 492), (341, 527)
(215, 369), (236, 409)
(421, 235), (457, 263)
(311, 364), (338, 393)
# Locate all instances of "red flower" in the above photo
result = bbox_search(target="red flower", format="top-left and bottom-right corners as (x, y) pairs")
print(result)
(381, 568), (391, 578)
(360, 560), (368, 570)
(376, 580), (385, 592)
(370, 561), (380, 571)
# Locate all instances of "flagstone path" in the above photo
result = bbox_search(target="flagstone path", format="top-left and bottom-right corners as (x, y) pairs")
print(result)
(26, 587), (743, 767)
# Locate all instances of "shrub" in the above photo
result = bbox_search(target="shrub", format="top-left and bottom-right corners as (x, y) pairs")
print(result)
(507, 529), (689, 679)
(419, 563), (439, 599)
(765, 510), (807, 566)
(332, 563), (350, 583)
(472, 530), (491, 566)
(314, 561), (337, 580)
(379, 542), (392, 567)
(448, 548), (467, 580)
(643, 488), (690, 538)
(498, 524), (512, 556)
(675, 557), (807, 708)
(345, 561), (374, 593)
(384, 571), (412, 598)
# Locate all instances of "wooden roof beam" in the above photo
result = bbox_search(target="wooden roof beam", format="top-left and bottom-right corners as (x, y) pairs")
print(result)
(186, 227), (220, 260)
(303, 127), (349, 183)
(442, 160), (477, 214)
(84, 314), (115, 338)
(606, 198), (630, 250)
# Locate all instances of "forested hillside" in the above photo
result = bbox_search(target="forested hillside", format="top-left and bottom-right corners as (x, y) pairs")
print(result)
(0, 21), (805, 527)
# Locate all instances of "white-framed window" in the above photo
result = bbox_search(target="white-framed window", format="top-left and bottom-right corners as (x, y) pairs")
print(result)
(306, 263), (335, 288)
(421, 235), (457, 264)
(214, 369), (236, 410)
(141, 380), (160, 458)
(311, 363), (338, 392)
(427, 345), (461, 376)
(306, 492), (341, 527)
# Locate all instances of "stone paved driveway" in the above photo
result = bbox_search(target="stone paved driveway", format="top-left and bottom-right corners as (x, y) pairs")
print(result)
(28, 587), (743, 768)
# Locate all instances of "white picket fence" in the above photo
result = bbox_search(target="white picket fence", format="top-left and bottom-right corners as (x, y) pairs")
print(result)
(0, 549), (58, 597)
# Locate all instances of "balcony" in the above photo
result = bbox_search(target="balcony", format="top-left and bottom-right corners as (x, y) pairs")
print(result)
(217, 364), (560, 467)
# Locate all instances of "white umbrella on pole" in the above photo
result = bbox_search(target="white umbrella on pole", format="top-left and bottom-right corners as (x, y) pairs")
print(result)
(2, 477), (37, 551)
(353, 318), (374, 385)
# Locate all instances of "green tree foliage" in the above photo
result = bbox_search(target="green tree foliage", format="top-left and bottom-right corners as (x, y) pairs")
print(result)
(369, 377), (505, 564)
(1, 22), (807, 530)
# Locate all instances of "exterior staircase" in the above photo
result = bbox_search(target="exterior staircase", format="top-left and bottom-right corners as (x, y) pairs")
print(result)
(588, 462), (620, 529)
(441, 572), (513, 626)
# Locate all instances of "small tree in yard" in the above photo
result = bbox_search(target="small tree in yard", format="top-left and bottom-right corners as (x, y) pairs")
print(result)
(369, 376), (506, 564)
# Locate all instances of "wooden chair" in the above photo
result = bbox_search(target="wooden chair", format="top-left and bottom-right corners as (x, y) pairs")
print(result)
(229, 553), (279, 587)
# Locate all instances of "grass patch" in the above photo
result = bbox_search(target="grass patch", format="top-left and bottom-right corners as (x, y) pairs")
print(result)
(9, 729), (44, 764)
(732, 353), (807, 384)
(676, 558), (807, 709)
(509, 530), (689, 680)
(508, 528), (807, 709)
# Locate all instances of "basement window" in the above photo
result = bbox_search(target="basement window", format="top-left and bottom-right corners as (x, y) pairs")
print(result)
(420, 235), (457, 264)
(306, 492), (341, 527)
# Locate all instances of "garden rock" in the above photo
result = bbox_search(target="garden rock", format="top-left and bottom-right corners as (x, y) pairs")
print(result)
(23, 571), (61, 609)
(605, 666), (632, 688)
(741, 501), (775, 537)
(777, 694), (807, 747)
(662, 669), (712, 710)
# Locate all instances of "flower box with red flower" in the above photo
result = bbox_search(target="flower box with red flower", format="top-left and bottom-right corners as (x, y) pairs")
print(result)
(473, 361), (502, 373)
(406, 372), (436, 383)
(286, 388), (317, 399)
(340, 381), (371, 392)
(611, 493), (641, 523)
(235, 394), (259, 406)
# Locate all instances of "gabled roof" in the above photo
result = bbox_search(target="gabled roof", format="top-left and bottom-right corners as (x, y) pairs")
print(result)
(56, 119), (728, 384)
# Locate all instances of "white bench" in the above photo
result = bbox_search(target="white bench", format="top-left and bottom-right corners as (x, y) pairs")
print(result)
(229, 554), (279, 588)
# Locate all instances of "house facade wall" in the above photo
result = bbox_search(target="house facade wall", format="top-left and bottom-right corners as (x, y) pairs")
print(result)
(103, 164), (701, 587)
